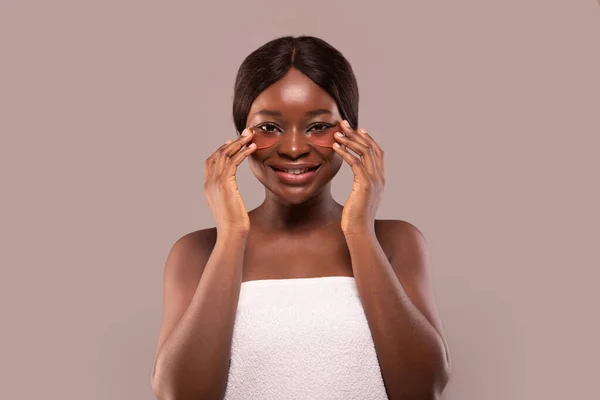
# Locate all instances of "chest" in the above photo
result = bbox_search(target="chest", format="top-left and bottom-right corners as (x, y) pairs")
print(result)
(242, 228), (353, 281)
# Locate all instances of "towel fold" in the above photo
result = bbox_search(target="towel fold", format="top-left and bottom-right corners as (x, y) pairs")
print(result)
(224, 276), (389, 400)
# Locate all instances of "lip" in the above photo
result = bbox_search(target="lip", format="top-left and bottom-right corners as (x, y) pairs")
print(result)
(269, 164), (321, 185)
(269, 163), (321, 170)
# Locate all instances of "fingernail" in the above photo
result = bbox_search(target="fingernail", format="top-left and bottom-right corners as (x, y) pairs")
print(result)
(335, 132), (344, 137)
(342, 120), (350, 129)
(242, 128), (250, 136)
(333, 143), (341, 148)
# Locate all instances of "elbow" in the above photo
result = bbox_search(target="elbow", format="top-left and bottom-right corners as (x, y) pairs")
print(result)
(151, 373), (172, 400)
(427, 337), (452, 397)
(150, 366), (181, 400)
(389, 356), (452, 400)
(392, 378), (449, 400)
(150, 357), (171, 400)
(435, 361), (452, 396)
(151, 369), (226, 400)
(151, 384), (165, 400)
(425, 352), (451, 399)
(438, 347), (452, 392)
(151, 377), (208, 400)
(151, 382), (207, 400)
(425, 368), (452, 400)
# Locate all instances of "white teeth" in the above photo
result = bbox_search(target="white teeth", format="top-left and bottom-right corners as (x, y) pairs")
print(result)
(284, 168), (309, 175)
(273, 166), (319, 175)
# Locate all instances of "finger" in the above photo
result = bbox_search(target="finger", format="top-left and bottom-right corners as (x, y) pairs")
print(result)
(227, 143), (257, 175)
(357, 128), (384, 174)
(339, 121), (377, 176)
(340, 120), (370, 147)
(223, 127), (254, 157)
(206, 139), (235, 180)
(206, 139), (233, 163)
(332, 142), (369, 182)
(215, 129), (254, 172)
(334, 131), (376, 176)
(340, 120), (375, 163)
(214, 141), (236, 174)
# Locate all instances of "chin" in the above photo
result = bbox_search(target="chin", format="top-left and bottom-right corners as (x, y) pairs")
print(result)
(278, 190), (318, 205)
(265, 183), (320, 205)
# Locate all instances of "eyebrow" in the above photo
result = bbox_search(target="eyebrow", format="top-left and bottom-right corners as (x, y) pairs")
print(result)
(252, 109), (333, 118)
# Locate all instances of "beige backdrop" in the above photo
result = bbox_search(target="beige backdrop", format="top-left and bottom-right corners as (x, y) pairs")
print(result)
(1, 1), (599, 399)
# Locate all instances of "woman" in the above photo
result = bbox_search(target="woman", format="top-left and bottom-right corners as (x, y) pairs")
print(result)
(151, 35), (451, 400)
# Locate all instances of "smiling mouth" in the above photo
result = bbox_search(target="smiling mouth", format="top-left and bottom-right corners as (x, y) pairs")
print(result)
(270, 165), (321, 175)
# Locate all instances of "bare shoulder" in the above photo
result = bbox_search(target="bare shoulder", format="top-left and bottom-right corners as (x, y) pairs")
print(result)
(164, 227), (218, 280)
(374, 219), (428, 264)
(173, 226), (218, 250)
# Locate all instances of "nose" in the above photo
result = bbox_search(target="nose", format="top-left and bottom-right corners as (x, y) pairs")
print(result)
(276, 127), (311, 159)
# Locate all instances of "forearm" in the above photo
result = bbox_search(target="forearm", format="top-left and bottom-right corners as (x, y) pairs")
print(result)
(152, 231), (247, 400)
(345, 230), (449, 400)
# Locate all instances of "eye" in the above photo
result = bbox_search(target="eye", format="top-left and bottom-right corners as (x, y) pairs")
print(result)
(255, 123), (281, 133)
(308, 123), (332, 132)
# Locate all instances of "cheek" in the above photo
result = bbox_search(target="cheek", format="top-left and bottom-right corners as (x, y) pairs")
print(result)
(316, 149), (343, 175)
(317, 147), (343, 165)
(248, 155), (260, 175)
(331, 155), (343, 174)
(248, 153), (268, 181)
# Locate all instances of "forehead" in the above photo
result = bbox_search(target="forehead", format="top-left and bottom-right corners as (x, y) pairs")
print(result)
(247, 68), (341, 121)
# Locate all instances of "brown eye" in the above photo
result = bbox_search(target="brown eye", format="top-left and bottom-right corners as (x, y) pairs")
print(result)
(256, 123), (280, 133)
(309, 123), (331, 132)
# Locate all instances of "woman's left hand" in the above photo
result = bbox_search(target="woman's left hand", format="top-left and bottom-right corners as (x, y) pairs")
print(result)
(333, 120), (385, 235)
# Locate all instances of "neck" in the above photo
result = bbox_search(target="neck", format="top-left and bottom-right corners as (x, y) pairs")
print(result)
(253, 185), (342, 232)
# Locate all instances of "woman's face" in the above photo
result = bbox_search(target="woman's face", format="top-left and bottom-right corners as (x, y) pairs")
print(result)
(245, 68), (344, 205)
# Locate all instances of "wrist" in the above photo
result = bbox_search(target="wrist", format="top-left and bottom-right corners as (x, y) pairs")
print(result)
(342, 222), (376, 239)
(217, 226), (249, 241)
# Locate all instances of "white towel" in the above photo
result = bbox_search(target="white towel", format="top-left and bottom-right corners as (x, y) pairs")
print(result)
(224, 276), (389, 400)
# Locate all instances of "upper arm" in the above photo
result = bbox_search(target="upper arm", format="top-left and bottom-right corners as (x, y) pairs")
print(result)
(151, 229), (216, 378)
(385, 220), (451, 365)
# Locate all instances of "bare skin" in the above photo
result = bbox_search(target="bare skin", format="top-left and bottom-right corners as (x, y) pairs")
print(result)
(151, 68), (451, 400)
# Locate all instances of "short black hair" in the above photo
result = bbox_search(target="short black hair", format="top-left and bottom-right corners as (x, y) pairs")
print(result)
(232, 35), (359, 135)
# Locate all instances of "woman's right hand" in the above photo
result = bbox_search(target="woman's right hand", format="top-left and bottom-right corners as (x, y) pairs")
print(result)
(204, 127), (257, 236)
